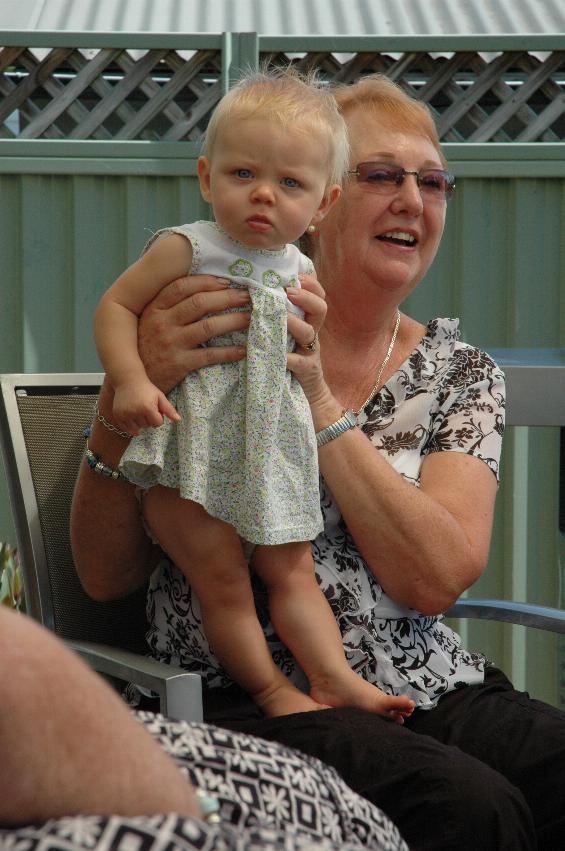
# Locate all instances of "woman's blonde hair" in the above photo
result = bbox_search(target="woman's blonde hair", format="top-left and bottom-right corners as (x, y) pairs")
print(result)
(202, 67), (350, 188)
(332, 73), (447, 168)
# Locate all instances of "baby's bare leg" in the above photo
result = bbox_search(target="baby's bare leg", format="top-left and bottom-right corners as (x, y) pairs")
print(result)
(142, 486), (324, 717)
(253, 542), (415, 723)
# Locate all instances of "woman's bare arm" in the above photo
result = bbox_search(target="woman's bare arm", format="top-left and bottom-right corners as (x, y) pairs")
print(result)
(71, 275), (250, 601)
(318, 431), (496, 614)
(286, 277), (499, 616)
(70, 379), (155, 601)
(0, 607), (201, 822)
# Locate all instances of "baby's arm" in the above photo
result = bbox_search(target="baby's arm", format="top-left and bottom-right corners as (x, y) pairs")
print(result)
(94, 233), (193, 434)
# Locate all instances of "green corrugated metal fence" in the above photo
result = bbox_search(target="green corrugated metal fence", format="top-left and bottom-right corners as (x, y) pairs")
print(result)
(1, 32), (564, 707)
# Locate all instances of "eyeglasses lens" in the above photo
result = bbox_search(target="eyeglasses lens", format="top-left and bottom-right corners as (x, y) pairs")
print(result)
(356, 163), (454, 199)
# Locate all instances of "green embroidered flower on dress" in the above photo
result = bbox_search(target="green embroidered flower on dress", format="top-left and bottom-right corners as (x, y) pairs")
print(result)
(229, 259), (254, 277)
(263, 269), (284, 288)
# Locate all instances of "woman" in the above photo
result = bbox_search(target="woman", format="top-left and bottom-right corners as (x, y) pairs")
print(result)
(71, 75), (565, 850)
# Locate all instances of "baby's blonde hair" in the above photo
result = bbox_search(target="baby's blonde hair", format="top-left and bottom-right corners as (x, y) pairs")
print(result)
(202, 67), (350, 188)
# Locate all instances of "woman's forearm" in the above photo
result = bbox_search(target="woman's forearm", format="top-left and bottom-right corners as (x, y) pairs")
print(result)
(72, 279), (251, 600)
(70, 379), (155, 601)
(284, 287), (487, 613)
(0, 608), (200, 822)
(317, 418), (497, 614)
(291, 306), (498, 616)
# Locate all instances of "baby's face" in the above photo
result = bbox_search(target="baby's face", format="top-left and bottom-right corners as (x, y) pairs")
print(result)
(198, 117), (339, 251)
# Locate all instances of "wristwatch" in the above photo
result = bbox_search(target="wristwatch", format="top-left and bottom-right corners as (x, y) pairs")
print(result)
(316, 409), (358, 447)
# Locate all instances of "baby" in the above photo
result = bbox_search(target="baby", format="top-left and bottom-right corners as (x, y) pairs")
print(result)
(94, 68), (414, 721)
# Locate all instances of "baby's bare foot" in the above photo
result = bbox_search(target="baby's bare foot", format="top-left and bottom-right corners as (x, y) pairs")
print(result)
(254, 683), (329, 717)
(310, 672), (414, 724)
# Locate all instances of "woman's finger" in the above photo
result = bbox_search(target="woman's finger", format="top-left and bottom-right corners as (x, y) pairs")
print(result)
(171, 287), (250, 327)
(286, 315), (319, 352)
(179, 310), (251, 348)
(286, 286), (327, 330)
(285, 278), (326, 358)
(139, 291), (249, 392)
(286, 348), (327, 407)
(149, 275), (231, 311)
(138, 271), (253, 394)
(286, 313), (322, 349)
(302, 329), (319, 354)
(297, 273), (326, 299)
(193, 344), (247, 368)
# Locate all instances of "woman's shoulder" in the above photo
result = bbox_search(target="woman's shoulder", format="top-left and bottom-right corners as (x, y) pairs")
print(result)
(393, 318), (506, 415)
(422, 318), (504, 377)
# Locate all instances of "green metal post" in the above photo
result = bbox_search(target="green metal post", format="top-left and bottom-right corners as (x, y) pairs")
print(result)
(221, 31), (259, 93)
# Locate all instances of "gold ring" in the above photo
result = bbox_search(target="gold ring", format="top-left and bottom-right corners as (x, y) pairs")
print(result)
(305, 331), (318, 352)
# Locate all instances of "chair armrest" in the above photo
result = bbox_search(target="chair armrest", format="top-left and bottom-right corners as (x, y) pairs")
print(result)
(67, 639), (203, 722)
(445, 599), (565, 634)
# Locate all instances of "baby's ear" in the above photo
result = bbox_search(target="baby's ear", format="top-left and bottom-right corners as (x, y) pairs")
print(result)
(197, 157), (212, 201)
(312, 184), (341, 224)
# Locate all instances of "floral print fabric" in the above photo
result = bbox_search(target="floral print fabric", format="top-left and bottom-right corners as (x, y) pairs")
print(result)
(120, 221), (323, 545)
(145, 318), (505, 709)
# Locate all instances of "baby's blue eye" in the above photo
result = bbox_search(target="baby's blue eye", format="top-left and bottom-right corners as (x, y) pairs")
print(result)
(281, 177), (300, 188)
(236, 169), (253, 179)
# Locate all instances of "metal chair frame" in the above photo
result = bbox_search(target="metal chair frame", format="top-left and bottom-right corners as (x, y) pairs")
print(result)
(445, 348), (565, 629)
(1, 352), (564, 720)
(0, 372), (202, 722)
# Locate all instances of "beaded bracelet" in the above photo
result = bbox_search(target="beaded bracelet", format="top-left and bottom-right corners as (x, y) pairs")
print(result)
(195, 788), (221, 824)
(83, 427), (124, 481)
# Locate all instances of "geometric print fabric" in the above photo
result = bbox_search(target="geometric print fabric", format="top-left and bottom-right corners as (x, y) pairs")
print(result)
(0, 713), (408, 850)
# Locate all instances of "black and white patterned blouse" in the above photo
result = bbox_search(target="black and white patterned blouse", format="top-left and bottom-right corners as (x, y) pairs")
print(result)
(146, 318), (505, 709)
(0, 713), (408, 850)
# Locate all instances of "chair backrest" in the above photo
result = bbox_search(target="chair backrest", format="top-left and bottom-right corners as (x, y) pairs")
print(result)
(490, 348), (565, 426)
(1, 356), (563, 652)
(0, 373), (147, 653)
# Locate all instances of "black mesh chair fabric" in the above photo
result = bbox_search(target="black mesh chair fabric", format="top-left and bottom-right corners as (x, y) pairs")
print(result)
(16, 387), (148, 653)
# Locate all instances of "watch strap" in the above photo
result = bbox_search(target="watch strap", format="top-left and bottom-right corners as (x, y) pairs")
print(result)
(316, 409), (357, 447)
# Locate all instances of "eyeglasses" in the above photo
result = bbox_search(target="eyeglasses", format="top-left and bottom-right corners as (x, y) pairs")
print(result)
(348, 162), (456, 201)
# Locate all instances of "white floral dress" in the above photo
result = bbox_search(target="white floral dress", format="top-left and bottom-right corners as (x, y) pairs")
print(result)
(120, 221), (323, 545)
(144, 317), (506, 709)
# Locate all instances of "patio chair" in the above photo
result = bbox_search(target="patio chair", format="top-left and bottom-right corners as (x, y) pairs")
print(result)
(445, 348), (565, 631)
(0, 356), (564, 721)
(0, 372), (202, 722)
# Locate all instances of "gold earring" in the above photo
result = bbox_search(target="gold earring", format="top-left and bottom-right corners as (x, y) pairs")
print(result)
(307, 224), (316, 234)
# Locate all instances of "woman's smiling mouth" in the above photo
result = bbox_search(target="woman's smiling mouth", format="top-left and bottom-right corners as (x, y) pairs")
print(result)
(377, 230), (417, 246)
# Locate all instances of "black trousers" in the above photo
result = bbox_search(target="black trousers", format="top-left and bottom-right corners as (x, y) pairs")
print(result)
(203, 666), (565, 851)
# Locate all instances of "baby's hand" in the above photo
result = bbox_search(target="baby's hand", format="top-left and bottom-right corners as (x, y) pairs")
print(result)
(112, 380), (181, 436)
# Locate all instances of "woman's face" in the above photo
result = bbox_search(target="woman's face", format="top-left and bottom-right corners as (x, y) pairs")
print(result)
(316, 107), (448, 301)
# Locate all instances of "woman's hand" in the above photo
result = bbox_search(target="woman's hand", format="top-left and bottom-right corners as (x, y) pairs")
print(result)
(286, 275), (342, 427)
(138, 275), (250, 394)
(286, 275), (329, 401)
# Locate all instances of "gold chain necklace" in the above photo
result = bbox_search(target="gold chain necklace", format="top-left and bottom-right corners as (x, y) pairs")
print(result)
(353, 309), (401, 417)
